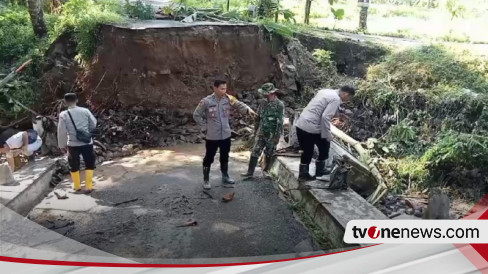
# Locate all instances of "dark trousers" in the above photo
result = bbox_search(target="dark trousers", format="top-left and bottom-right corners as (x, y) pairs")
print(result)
(68, 145), (96, 172)
(203, 138), (231, 173)
(296, 127), (330, 165)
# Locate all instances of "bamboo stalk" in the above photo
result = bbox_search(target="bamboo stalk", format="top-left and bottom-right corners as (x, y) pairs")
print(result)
(330, 125), (388, 204)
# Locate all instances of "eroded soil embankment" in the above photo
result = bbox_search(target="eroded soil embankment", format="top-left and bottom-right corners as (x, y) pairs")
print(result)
(80, 24), (277, 112)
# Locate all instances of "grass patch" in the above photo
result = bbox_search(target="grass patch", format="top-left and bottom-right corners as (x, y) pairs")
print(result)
(290, 201), (333, 250)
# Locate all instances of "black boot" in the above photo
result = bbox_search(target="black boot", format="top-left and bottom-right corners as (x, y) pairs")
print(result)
(263, 155), (276, 179)
(315, 160), (327, 177)
(241, 156), (258, 179)
(221, 163), (235, 184)
(298, 164), (315, 182)
(203, 166), (211, 190)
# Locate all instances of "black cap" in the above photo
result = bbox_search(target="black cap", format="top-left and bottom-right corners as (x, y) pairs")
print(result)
(64, 93), (77, 102)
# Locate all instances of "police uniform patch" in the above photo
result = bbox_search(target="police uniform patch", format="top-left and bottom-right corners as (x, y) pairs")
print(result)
(228, 95), (238, 105)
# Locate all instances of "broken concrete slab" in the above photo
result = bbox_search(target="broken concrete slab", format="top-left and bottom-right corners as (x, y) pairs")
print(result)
(0, 157), (56, 216)
(271, 155), (387, 248)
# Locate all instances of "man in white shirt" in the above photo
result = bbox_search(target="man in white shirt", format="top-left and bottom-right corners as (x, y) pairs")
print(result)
(0, 129), (42, 171)
(57, 93), (97, 193)
(295, 86), (355, 181)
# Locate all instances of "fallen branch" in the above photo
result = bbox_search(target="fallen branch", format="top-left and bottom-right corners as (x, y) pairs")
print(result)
(0, 117), (29, 129)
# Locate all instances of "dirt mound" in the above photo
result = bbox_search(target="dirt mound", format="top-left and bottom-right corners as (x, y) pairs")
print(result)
(41, 31), (80, 105)
(80, 23), (277, 112)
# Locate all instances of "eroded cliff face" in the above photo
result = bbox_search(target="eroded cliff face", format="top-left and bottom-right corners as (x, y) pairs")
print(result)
(80, 23), (277, 111)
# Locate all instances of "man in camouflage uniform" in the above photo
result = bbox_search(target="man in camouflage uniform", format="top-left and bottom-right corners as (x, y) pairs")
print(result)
(241, 83), (285, 179)
(193, 79), (257, 190)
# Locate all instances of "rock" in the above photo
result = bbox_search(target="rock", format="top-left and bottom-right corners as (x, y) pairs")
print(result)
(405, 199), (418, 210)
(106, 151), (114, 159)
(423, 189), (450, 219)
(389, 212), (401, 219)
(277, 54), (298, 94)
(180, 116), (189, 125)
(43, 221), (55, 229)
(469, 169), (481, 178)
(282, 96), (296, 108)
(54, 220), (74, 229)
(94, 147), (103, 156)
(398, 199), (406, 207)
(414, 209), (424, 218)
(284, 39), (323, 90)
(406, 208), (414, 215)
(93, 140), (107, 151)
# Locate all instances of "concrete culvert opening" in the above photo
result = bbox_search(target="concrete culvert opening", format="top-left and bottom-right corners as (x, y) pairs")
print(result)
(2, 21), (389, 263)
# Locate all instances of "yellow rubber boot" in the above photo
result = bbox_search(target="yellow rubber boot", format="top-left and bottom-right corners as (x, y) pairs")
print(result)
(85, 170), (94, 190)
(71, 171), (81, 190)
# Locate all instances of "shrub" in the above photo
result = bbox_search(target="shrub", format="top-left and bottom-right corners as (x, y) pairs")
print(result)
(422, 132), (488, 185)
(366, 46), (488, 94)
(54, 0), (124, 62)
(355, 45), (488, 198)
(0, 6), (38, 64)
(124, 0), (154, 20)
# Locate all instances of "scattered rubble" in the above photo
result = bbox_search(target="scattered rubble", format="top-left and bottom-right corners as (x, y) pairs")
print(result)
(222, 192), (235, 203)
(50, 159), (70, 187)
(378, 192), (467, 220)
(377, 194), (426, 219)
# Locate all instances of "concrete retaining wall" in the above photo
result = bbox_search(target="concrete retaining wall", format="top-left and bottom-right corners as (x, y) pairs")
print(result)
(270, 156), (387, 248)
(0, 158), (55, 216)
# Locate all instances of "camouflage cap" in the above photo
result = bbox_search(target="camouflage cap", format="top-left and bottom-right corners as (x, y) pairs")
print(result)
(258, 83), (278, 95)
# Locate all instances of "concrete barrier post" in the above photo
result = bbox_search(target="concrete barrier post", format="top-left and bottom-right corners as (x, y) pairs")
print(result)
(0, 163), (15, 185)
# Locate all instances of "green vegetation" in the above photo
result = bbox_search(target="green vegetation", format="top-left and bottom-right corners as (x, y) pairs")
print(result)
(290, 201), (332, 249)
(0, 0), (298, 123)
(0, 0), (125, 122)
(53, 0), (124, 63)
(124, 0), (155, 20)
(354, 45), (488, 199)
(0, 6), (39, 64)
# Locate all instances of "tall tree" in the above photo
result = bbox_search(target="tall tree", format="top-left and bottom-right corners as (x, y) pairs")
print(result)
(304, 0), (312, 24)
(359, 6), (368, 30)
(358, 0), (369, 31)
(27, 0), (47, 38)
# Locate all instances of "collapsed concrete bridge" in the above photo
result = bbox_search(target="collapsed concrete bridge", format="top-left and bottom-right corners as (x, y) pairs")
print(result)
(1, 20), (396, 259)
